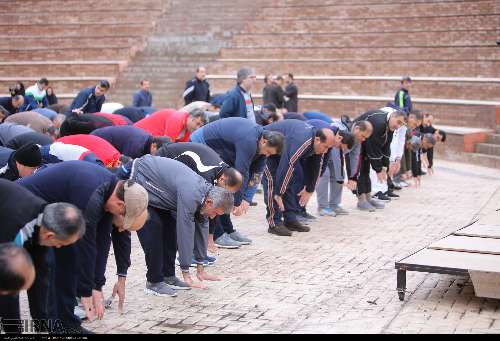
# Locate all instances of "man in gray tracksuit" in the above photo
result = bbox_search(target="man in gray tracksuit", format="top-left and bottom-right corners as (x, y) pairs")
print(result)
(125, 155), (234, 296)
(316, 119), (373, 216)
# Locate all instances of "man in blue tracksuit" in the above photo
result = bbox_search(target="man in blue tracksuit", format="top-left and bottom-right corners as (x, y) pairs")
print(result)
(66, 80), (110, 116)
(132, 80), (153, 107)
(394, 76), (412, 114)
(91, 125), (171, 159)
(18, 161), (148, 334)
(262, 119), (337, 236)
(219, 68), (257, 122)
(190, 117), (284, 247)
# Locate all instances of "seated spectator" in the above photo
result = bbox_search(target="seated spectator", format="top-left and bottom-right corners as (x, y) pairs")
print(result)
(46, 86), (58, 105)
(0, 95), (24, 117)
(93, 112), (133, 126)
(59, 113), (114, 137)
(67, 80), (110, 115)
(56, 134), (121, 168)
(101, 102), (124, 114)
(20, 78), (50, 111)
(0, 243), (35, 296)
(133, 80), (153, 107)
(0, 143), (42, 181)
(134, 108), (206, 142)
(4, 111), (55, 136)
(9, 81), (25, 97)
(40, 142), (104, 166)
(0, 122), (34, 146)
(92, 125), (171, 159)
(6, 132), (54, 150)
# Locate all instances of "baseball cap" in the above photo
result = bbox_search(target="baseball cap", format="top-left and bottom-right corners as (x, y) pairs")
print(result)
(122, 180), (149, 231)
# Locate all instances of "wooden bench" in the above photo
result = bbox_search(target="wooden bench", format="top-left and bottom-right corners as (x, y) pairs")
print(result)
(395, 222), (500, 301)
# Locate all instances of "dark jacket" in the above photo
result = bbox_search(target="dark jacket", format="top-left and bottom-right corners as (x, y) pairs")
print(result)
(263, 120), (319, 195)
(91, 125), (152, 159)
(157, 142), (228, 185)
(284, 83), (299, 113)
(6, 132), (53, 150)
(132, 89), (153, 107)
(113, 106), (148, 123)
(59, 113), (114, 137)
(198, 117), (265, 205)
(47, 94), (58, 106)
(354, 109), (394, 173)
(0, 96), (18, 116)
(0, 146), (19, 181)
(394, 88), (412, 114)
(20, 95), (49, 112)
(0, 122), (33, 146)
(183, 78), (210, 105)
(18, 161), (130, 297)
(68, 86), (106, 115)
(219, 85), (255, 121)
(264, 84), (285, 109)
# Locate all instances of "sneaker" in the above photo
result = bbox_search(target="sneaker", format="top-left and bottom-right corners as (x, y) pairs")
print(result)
(301, 211), (317, 220)
(215, 233), (241, 249)
(284, 220), (311, 232)
(368, 198), (385, 209)
(229, 231), (252, 245)
(391, 183), (403, 191)
(268, 223), (293, 236)
(164, 276), (191, 290)
(145, 281), (177, 297)
(205, 255), (217, 265)
(399, 180), (409, 188)
(190, 258), (209, 267)
(373, 191), (391, 202)
(331, 206), (349, 215)
(357, 201), (376, 212)
(318, 208), (337, 217)
(385, 191), (400, 199)
(296, 214), (310, 225)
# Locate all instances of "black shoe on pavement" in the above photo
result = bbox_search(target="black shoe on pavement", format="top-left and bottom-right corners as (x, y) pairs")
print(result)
(385, 191), (400, 199)
(373, 191), (391, 202)
(284, 220), (311, 232)
(268, 223), (293, 236)
(301, 211), (317, 220)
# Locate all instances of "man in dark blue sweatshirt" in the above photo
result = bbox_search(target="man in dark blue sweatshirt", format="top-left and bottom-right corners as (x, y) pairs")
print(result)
(394, 76), (412, 114)
(262, 119), (337, 236)
(91, 125), (171, 159)
(132, 80), (153, 107)
(190, 117), (284, 247)
(0, 180), (86, 334)
(67, 80), (110, 116)
(219, 68), (257, 122)
(18, 161), (149, 333)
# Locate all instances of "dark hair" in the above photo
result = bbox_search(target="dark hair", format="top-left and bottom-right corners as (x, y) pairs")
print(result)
(98, 80), (110, 89)
(262, 130), (284, 154)
(9, 82), (25, 97)
(115, 179), (137, 201)
(119, 155), (132, 165)
(46, 87), (54, 95)
(315, 128), (328, 143)
(188, 108), (207, 124)
(438, 130), (447, 143)
(264, 73), (272, 84)
(39, 78), (49, 86)
(221, 167), (242, 188)
(0, 243), (33, 292)
(276, 75), (283, 81)
(287, 73), (294, 80)
(152, 136), (172, 149)
(140, 80), (149, 86)
(196, 66), (205, 73)
(42, 203), (86, 240)
(339, 130), (355, 150)
(352, 120), (370, 132)
(410, 110), (423, 121)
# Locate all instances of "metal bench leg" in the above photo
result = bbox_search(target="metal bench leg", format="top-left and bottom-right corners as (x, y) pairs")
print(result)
(397, 269), (406, 301)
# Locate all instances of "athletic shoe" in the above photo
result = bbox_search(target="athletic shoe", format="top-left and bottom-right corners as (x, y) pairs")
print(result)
(399, 180), (409, 188)
(385, 191), (400, 199)
(357, 201), (376, 212)
(190, 258), (208, 267)
(368, 198), (385, 209)
(229, 231), (252, 245)
(391, 183), (403, 191)
(318, 208), (337, 217)
(205, 255), (217, 265)
(301, 211), (317, 220)
(373, 191), (391, 202)
(331, 206), (349, 215)
(284, 220), (311, 232)
(145, 281), (177, 297)
(296, 215), (310, 225)
(268, 223), (293, 236)
(164, 276), (191, 290)
(215, 233), (241, 249)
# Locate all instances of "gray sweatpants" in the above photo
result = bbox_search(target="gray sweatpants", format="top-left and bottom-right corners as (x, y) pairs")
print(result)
(316, 158), (343, 210)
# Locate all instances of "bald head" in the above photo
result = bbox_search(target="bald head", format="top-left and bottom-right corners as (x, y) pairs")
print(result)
(314, 128), (336, 154)
(0, 243), (35, 296)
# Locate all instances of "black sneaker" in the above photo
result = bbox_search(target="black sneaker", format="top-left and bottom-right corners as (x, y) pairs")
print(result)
(301, 211), (317, 220)
(284, 220), (311, 232)
(392, 184), (402, 191)
(373, 191), (391, 202)
(268, 223), (293, 236)
(385, 191), (400, 199)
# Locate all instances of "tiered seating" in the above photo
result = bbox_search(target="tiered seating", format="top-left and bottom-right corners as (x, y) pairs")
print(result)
(0, 0), (166, 103)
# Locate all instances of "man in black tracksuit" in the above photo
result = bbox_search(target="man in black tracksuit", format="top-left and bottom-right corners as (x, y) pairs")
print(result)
(353, 107), (407, 211)
(18, 161), (148, 333)
(0, 180), (85, 333)
(183, 67), (210, 105)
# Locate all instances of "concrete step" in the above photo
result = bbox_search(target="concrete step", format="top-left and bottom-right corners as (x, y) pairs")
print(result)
(460, 153), (500, 169)
(487, 134), (500, 144)
(475, 143), (500, 157)
(0, 61), (125, 77)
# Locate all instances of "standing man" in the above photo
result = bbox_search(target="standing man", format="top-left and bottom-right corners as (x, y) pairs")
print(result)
(219, 68), (257, 122)
(394, 76), (412, 114)
(67, 80), (110, 115)
(262, 120), (337, 236)
(132, 80), (153, 108)
(183, 67), (210, 105)
(283, 73), (299, 113)
(18, 161), (149, 333)
(190, 117), (284, 247)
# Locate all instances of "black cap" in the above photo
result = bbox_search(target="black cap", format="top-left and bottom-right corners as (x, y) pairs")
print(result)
(401, 76), (412, 83)
(14, 143), (42, 167)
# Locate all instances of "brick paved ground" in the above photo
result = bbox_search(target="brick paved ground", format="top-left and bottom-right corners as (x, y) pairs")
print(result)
(20, 160), (500, 334)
